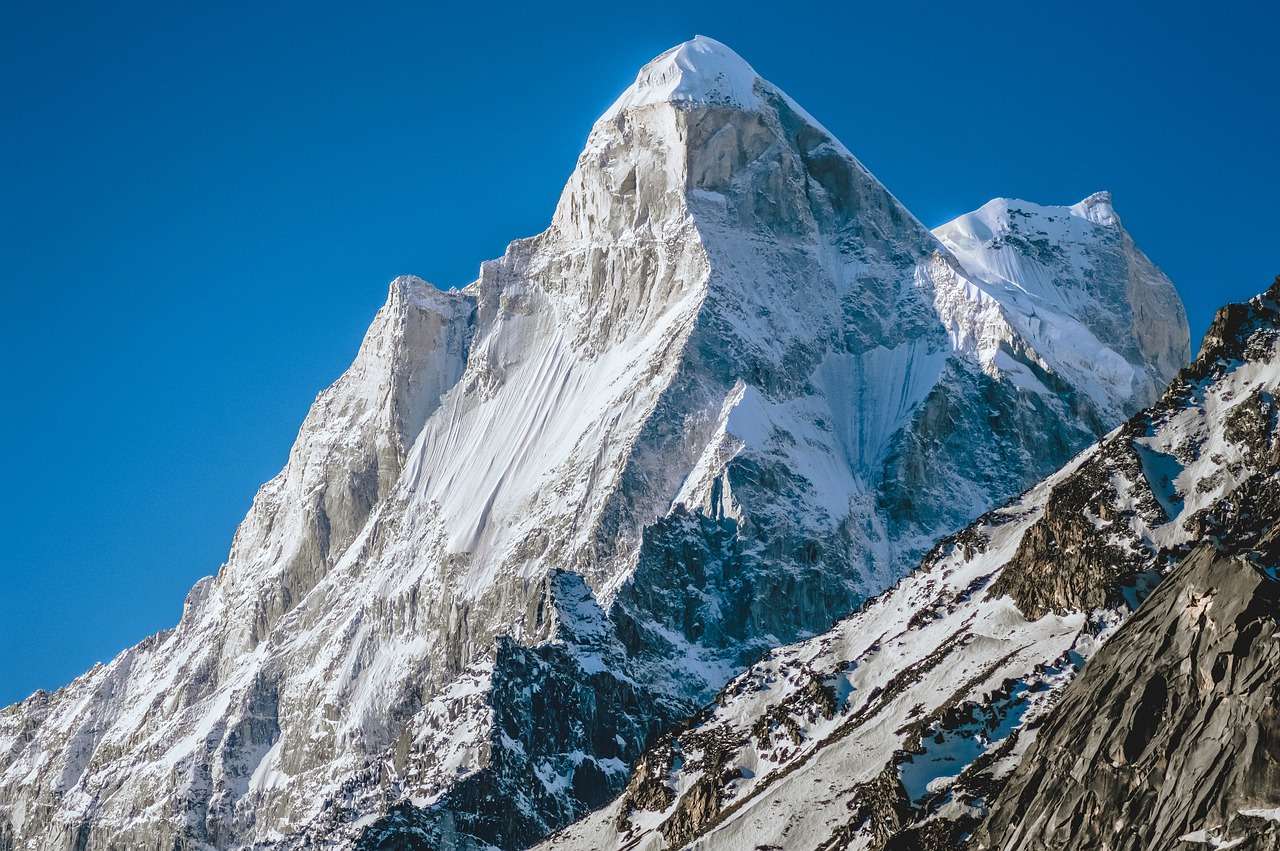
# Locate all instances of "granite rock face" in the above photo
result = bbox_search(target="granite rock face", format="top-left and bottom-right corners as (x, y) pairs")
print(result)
(0, 38), (1189, 851)
(973, 544), (1280, 851)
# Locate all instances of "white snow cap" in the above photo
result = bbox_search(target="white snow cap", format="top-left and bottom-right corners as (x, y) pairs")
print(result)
(1070, 190), (1120, 227)
(602, 36), (762, 119)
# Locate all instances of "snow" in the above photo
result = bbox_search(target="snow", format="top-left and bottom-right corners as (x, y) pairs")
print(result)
(1130, 344), (1280, 553)
(546, 282), (1277, 851)
(1134, 443), (1185, 518)
(249, 740), (289, 793)
(899, 730), (987, 802)
(392, 214), (708, 593)
(720, 358), (948, 525)
(1179, 828), (1247, 848)
(933, 193), (1186, 420)
(1070, 190), (1120, 227)
(548, 361), (1280, 851)
(601, 36), (761, 121)
(544, 457), (1103, 850)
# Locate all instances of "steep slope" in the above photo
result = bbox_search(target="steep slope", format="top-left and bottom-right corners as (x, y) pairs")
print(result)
(972, 544), (1280, 851)
(544, 279), (1277, 851)
(972, 282), (1280, 851)
(0, 37), (1188, 851)
(0, 277), (477, 849)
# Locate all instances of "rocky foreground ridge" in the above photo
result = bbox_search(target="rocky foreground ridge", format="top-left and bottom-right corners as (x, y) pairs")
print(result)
(0, 37), (1189, 850)
(973, 280), (1280, 851)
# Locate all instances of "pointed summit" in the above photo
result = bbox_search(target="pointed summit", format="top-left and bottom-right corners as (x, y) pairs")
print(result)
(602, 36), (762, 119)
(1070, 189), (1120, 227)
(934, 193), (1188, 417)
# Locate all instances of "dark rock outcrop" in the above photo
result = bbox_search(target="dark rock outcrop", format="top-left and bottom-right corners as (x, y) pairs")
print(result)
(973, 541), (1280, 851)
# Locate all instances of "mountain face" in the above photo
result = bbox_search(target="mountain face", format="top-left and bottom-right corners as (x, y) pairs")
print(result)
(933, 192), (1188, 422)
(0, 37), (1188, 851)
(543, 280), (1280, 851)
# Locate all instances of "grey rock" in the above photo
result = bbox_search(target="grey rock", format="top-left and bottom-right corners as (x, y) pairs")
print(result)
(544, 279), (1280, 851)
(973, 543), (1280, 851)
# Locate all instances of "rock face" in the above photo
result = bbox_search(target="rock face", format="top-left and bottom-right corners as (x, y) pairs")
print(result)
(972, 282), (1280, 851)
(0, 37), (1189, 851)
(543, 279), (1280, 851)
(972, 544), (1280, 851)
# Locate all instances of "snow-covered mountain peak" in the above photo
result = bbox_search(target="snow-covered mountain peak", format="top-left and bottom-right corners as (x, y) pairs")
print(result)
(0, 42), (1191, 851)
(1070, 189), (1120, 227)
(937, 192), (1120, 249)
(602, 36), (761, 120)
(933, 192), (1189, 419)
(387, 273), (461, 312)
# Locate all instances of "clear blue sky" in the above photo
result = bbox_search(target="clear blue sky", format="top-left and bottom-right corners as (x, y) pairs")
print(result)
(2, 1), (1275, 705)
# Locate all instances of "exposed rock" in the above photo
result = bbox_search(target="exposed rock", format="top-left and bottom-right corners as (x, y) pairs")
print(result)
(542, 279), (1280, 851)
(987, 416), (1166, 618)
(972, 543), (1280, 851)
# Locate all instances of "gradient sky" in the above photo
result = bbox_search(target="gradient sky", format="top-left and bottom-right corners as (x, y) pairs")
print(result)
(2, 0), (1276, 706)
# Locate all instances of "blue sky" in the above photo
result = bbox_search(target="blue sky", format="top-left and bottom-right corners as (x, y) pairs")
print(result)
(1, 0), (1275, 705)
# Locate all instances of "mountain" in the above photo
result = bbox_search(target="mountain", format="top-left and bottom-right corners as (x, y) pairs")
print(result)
(542, 279), (1280, 850)
(0, 37), (1188, 851)
(933, 192), (1187, 422)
